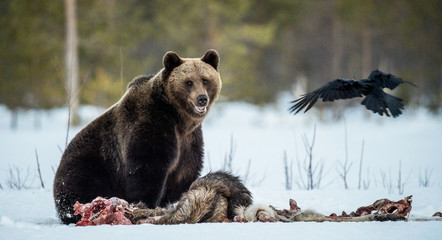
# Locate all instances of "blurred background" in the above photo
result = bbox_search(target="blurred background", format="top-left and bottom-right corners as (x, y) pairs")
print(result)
(0, 0), (441, 206)
(1, 0), (441, 126)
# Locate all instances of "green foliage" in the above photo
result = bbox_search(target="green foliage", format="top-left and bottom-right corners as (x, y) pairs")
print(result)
(81, 68), (123, 106)
(0, 0), (440, 109)
(0, 0), (65, 110)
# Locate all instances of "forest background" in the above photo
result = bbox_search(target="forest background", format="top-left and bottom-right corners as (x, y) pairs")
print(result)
(1, 0), (441, 126)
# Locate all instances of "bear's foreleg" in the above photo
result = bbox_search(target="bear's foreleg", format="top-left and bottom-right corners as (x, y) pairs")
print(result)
(124, 164), (170, 207)
(123, 132), (179, 208)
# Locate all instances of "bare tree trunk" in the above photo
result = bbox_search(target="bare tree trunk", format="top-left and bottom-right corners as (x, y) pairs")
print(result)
(331, 0), (343, 78)
(65, 0), (79, 125)
(361, 25), (372, 77)
(10, 109), (18, 130)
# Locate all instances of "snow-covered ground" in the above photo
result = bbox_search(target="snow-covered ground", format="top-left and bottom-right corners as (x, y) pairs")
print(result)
(0, 98), (441, 240)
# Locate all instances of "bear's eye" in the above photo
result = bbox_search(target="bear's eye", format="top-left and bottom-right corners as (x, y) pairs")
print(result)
(202, 78), (208, 84)
(186, 80), (193, 87)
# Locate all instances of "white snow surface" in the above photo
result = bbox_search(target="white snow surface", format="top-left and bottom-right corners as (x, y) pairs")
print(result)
(0, 99), (441, 240)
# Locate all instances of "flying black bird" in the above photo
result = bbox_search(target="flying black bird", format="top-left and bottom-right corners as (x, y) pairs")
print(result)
(289, 70), (416, 117)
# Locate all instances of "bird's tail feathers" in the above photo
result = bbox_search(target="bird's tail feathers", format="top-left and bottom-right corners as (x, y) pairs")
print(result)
(384, 93), (404, 117)
(361, 95), (387, 116)
(361, 93), (404, 118)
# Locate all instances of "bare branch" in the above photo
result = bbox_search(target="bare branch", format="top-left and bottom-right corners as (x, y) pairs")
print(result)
(419, 167), (433, 187)
(296, 159), (307, 189)
(380, 168), (393, 194)
(35, 149), (45, 189)
(283, 151), (293, 190)
(120, 47), (124, 96)
(296, 125), (324, 190)
(6, 165), (34, 190)
(223, 134), (235, 172)
(337, 119), (352, 189)
(243, 159), (252, 185)
(397, 160), (412, 195)
(363, 167), (371, 190)
(358, 139), (365, 190)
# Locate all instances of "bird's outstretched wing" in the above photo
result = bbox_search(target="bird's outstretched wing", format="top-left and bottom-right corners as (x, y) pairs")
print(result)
(289, 79), (364, 114)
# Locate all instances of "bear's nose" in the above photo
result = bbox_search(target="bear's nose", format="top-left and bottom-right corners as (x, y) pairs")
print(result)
(197, 94), (208, 106)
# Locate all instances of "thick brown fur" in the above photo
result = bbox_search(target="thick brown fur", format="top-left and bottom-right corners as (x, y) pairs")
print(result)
(127, 171), (253, 224)
(53, 50), (222, 224)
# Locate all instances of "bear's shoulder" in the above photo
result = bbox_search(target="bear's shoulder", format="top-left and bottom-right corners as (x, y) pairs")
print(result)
(127, 75), (154, 89)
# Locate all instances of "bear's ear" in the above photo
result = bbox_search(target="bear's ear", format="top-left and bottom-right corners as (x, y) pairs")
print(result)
(201, 49), (220, 70)
(163, 51), (183, 71)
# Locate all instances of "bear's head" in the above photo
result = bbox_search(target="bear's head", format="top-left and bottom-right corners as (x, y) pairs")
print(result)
(162, 49), (222, 120)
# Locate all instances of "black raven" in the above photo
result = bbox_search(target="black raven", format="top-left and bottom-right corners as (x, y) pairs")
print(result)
(289, 70), (416, 117)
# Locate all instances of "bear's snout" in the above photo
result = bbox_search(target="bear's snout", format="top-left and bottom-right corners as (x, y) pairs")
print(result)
(191, 94), (209, 115)
(197, 94), (208, 107)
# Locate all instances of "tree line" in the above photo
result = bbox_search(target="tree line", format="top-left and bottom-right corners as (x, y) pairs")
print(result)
(1, 0), (440, 115)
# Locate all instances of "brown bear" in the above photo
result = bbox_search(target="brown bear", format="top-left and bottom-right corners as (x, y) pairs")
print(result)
(53, 49), (222, 224)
